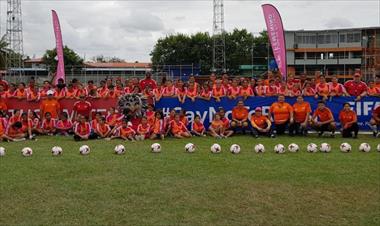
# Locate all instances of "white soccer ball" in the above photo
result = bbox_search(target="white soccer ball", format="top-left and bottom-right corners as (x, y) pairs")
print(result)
(340, 143), (352, 153)
(359, 143), (371, 153)
(0, 147), (5, 156)
(21, 147), (33, 157)
(230, 144), (241, 154)
(185, 143), (196, 153)
(79, 145), (91, 155)
(320, 143), (331, 153)
(114, 144), (126, 155)
(307, 143), (318, 153)
(254, 144), (265, 153)
(377, 144), (380, 152)
(288, 143), (299, 153)
(151, 143), (161, 153)
(211, 143), (221, 154)
(51, 146), (63, 156)
(274, 144), (285, 154)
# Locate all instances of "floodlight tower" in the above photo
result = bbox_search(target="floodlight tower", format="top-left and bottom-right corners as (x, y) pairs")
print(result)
(6, 0), (24, 71)
(212, 0), (226, 73)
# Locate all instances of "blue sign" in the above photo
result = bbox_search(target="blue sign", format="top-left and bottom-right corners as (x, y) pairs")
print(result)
(155, 97), (380, 131)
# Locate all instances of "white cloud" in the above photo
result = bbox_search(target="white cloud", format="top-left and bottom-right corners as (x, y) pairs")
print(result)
(0, 0), (378, 62)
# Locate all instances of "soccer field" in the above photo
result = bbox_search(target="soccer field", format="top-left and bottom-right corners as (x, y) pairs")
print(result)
(0, 136), (379, 226)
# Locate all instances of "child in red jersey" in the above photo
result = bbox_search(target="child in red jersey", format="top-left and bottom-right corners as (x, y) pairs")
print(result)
(56, 112), (73, 136)
(106, 107), (123, 128)
(95, 117), (111, 139)
(73, 115), (95, 141)
(37, 112), (57, 135)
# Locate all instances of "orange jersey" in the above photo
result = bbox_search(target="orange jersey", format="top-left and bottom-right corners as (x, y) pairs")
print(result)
(14, 89), (27, 98)
(162, 86), (176, 97)
(65, 89), (77, 98)
(116, 126), (135, 137)
(232, 107), (248, 121)
(255, 86), (265, 96)
(293, 102), (311, 123)
(368, 87), (380, 96)
(313, 108), (334, 123)
(315, 83), (330, 96)
(329, 83), (344, 95)
(251, 115), (269, 129)
(106, 113), (123, 127)
(270, 102), (293, 124)
(96, 123), (111, 134)
(339, 110), (357, 126)
(137, 123), (151, 135)
(186, 87), (198, 98)
(240, 87), (254, 96)
(0, 99), (7, 112)
(210, 119), (224, 130)
(191, 121), (205, 133)
(0, 118), (7, 136)
(303, 87), (316, 96)
(265, 86), (278, 96)
(228, 86), (240, 96)
(41, 118), (56, 130)
(212, 87), (226, 98)
(40, 99), (60, 119)
(152, 119), (165, 134)
(75, 88), (88, 97)
(97, 87), (109, 97)
(170, 121), (187, 134)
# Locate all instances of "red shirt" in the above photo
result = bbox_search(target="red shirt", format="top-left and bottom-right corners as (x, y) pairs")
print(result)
(56, 119), (73, 130)
(73, 101), (92, 118)
(41, 118), (56, 130)
(74, 122), (91, 136)
(344, 80), (368, 96)
(139, 78), (157, 90)
(0, 80), (9, 91)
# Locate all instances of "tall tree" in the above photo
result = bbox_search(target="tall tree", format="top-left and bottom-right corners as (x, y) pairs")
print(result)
(42, 45), (83, 72)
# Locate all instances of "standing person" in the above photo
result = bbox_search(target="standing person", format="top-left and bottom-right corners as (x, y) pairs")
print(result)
(370, 105), (380, 137)
(269, 95), (294, 135)
(254, 79), (265, 96)
(329, 77), (349, 97)
(230, 100), (249, 134)
(315, 76), (330, 100)
(290, 96), (312, 136)
(73, 94), (92, 121)
(302, 81), (316, 96)
(311, 101), (336, 137)
(199, 82), (212, 101)
(227, 79), (241, 99)
(40, 90), (61, 119)
(0, 73), (9, 91)
(212, 79), (226, 102)
(14, 83), (27, 99)
(264, 79), (278, 97)
(367, 80), (380, 97)
(186, 82), (199, 102)
(97, 80), (109, 98)
(339, 103), (359, 138)
(250, 107), (274, 138)
(139, 72), (157, 90)
(344, 73), (368, 101)
(239, 79), (254, 99)
(161, 80), (176, 97)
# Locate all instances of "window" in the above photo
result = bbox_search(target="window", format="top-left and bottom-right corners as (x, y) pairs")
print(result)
(352, 51), (362, 59)
(317, 35), (325, 44)
(328, 53), (335, 59)
(307, 52), (317, 59)
(340, 34), (346, 43)
(295, 52), (305, 59)
(347, 32), (361, 43)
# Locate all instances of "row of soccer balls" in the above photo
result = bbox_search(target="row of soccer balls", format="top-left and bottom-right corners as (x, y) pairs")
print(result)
(0, 142), (378, 157)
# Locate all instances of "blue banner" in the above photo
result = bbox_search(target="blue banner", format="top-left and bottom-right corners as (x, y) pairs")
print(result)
(155, 97), (380, 131)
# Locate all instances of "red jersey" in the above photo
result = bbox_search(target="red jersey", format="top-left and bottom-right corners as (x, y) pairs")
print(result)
(74, 122), (91, 136)
(41, 118), (56, 130)
(97, 87), (109, 97)
(56, 119), (73, 130)
(303, 87), (316, 96)
(96, 123), (111, 134)
(137, 123), (151, 135)
(344, 80), (368, 96)
(106, 113), (123, 127)
(265, 86), (278, 96)
(73, 101), (92, 118)
(139, 78), (157, 90)
(162, 86), (176, 97)
(212, 87), (226, 98)
(255, 86), (265, 96)
(240, 87), (254, 96)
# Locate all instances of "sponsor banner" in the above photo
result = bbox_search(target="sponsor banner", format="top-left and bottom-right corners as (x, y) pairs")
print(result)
(5, 98), (118, 120)
(262, 4), (287, 80)
(156, 97), (380, 131)
(52, 10), (65, 85)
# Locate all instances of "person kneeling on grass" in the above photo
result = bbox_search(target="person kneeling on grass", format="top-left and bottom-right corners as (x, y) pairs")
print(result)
(209, 114), (233, 138)
(37, 112), (57, 136)
(150, 111), (165, 140)
(136, 116), (151, 141)
(95, 117), (111, 139)
(250, 107), (275, 138)
(74, 115), (97, 141)
(191, 115), (206, 136)
(3, 121), (27, 142)
(231, 100), (249, 134)
(311, 101), (336, 137)
(109, 120), (136, 141)
(169, 114), (191, 139)
(339, 103), (359, 138)
(56, 112), (73, 136)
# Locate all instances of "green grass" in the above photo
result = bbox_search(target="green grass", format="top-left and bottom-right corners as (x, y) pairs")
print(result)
(0, 135), (379, 226)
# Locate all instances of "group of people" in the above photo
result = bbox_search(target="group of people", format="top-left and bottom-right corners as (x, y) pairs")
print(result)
(0, 70), (379, 142)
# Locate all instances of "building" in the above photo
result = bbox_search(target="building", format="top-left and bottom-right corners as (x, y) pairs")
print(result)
(285, 27), (380, 80)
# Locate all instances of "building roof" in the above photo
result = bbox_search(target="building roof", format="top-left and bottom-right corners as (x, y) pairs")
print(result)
(83, 62), (151, 68)
(285, 26), (380, 33)
(24, 58), (44, 64)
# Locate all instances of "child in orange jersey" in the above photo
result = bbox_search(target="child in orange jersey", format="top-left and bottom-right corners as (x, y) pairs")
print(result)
(169, 114), (191, 138)
(191, 114), (206, 136)
(339, 103), (358, 138)
(136, 116), (151, 141)
(95, 117), (111, 139)
(198, 81), (212, 101)
(150, 111), (165, 140)
(106, 107), (123, 128)
(110, 120), (136, 141)
(208, 114), (233, 138)
(56, 112), (73, 136)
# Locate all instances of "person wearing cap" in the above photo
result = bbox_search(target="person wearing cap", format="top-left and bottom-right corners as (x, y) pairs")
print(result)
(231, 100), (249, 134)
(39, 89), (61, 119)
(73, 94), (92, 121)
(344, 73), (368, 101)
(250, 107), (274, 138)
(139, 72), (157, 90)
(289, 95), (311, 136)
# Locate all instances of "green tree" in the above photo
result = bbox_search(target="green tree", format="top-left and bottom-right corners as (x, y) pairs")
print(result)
(0, 35), (9, 69)
(42, 45), (83, 72)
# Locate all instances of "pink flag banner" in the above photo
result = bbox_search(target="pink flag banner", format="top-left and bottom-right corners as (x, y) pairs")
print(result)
(262, 4), (287, 80)
(52, 10), (65, 84)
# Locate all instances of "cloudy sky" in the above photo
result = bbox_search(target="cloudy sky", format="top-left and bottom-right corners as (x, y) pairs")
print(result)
(0, 0), (379, 62)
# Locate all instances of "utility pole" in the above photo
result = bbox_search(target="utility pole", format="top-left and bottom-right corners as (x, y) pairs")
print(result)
(212, 0), (226, 74)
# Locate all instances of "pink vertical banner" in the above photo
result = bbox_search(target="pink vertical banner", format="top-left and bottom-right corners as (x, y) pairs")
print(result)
(52, 10), (65, 85)
(262, 4), (287, 81)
